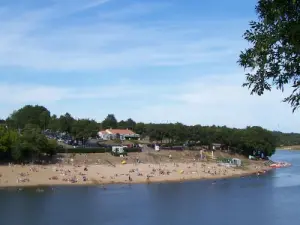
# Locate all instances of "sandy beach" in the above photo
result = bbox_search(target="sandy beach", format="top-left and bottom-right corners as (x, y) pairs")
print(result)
(0, 151), (271, 187)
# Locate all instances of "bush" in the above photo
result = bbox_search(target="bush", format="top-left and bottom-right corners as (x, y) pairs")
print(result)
(57, 147), (108, 154)
(126, 147), (142, 153)
(187, 143), (202, 147)
(161, 143), (184, 147)
(160, 146), (184, 151)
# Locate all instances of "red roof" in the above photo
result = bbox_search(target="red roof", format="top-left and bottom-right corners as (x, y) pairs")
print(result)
(108, 129), (136, 135)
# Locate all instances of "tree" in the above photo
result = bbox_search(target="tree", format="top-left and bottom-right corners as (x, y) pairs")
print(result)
(237, 126), (276, 156)
(0, 104), (284, 160)
(44, 139), (59, 157)
(71, 119), (99, 141)
(102, 114), (118, 129)
(20, 124), (43, 159)
(7, 105), (51, 129)
(118, 120), (127, 129)
(134, 122), (146, 138)
(48, 114), (60, 131)
(238, 0), (300, 111)
(0, 125), (19, 154)
(59, 113), (74, 133)
(0, 125), (10, 153)
(273, 131), (300, 146)
(17, 124), (58, 161)
(39, 111), (51, 130)
(126, 118), (136, 130)
(117, 118), (136, 130)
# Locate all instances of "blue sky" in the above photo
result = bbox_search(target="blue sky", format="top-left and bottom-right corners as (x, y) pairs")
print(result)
(0, 0), (298, 132)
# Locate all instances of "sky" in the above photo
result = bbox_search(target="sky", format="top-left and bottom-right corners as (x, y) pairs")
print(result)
(0, 0), (299, 132)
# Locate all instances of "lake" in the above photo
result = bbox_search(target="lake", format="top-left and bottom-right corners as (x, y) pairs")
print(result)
(0, 150), (299, 225)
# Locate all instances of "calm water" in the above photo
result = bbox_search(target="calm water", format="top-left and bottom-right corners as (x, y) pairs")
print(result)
(0, 150), (299, 225)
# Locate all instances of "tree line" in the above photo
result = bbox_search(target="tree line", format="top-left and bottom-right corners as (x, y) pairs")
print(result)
(273, 131), (300, 147)
(1, 104), (297, 161)
(0, 123), (59, 162)
(2, 1), (300, 161)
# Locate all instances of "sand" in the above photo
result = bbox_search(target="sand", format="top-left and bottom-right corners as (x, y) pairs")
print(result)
(0, 160), (271, 188)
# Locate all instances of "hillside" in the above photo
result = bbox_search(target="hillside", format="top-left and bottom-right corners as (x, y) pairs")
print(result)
(273, 131), (300, 147)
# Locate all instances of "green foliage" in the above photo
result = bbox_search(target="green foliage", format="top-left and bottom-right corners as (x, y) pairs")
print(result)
(58, 113), (74, 133)
(71, 119), (99, 139)
(102, 114), (118, 129)
(48, 113), (100, 141)
(60, 147), (108, 154)
(48, 114), (60, 131)
(126, 118), (136, 130)
(138, 124), (277, 156)
(238, 0), (300, 111)
(237, 126), (276, 156)
(0, 124), (58, 162)
(134, 123), (147, 138)
(1, 104), (292, 162)
(7, 105), (51, 129)
(273, 131), (300, 146)
(44, 139), (60, 156)
(0, 125), (19, 153)
(118, 118), (136, 130)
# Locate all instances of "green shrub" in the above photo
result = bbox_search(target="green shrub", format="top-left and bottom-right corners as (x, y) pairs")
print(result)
(57, 147), (108, 154)
(161, 143), (184, 147)
(126, 147), (142, 153)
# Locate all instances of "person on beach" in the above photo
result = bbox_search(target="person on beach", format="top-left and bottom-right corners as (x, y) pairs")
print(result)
(200, 150), (203, 160)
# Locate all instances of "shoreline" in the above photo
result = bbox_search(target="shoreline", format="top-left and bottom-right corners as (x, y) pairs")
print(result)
(276, 147), (300, 150)
(0, 161), (272, 189)
(0, 171), (273, 190)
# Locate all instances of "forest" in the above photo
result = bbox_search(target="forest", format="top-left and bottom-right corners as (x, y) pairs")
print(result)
(0, 105), (298, 161)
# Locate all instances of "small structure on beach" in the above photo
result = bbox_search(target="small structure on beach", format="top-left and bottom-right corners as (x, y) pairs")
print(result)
(232, 158), (242, 167)
(155, 145), (160, 151)
(111, 146), (127, 156)
(212, 143), (222, 150)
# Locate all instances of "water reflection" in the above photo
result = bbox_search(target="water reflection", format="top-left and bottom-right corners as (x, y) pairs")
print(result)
(0, 150), (299, 225)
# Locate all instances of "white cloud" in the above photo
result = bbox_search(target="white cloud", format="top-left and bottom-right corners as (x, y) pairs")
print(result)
(0, 1), (298, 132)
(0, 1), (244, 71)
(128, 73), (299, 132)
(79, 0), (112, 11)
(98, 2), (168, 19)
(0, 72), (298, 132)
(0, 82), (146, 104)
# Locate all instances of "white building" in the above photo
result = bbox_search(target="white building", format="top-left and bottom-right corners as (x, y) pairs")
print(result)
(98, 129), (140, 141)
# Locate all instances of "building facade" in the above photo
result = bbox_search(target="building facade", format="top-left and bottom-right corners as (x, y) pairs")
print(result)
(98, 129), (140, 141)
